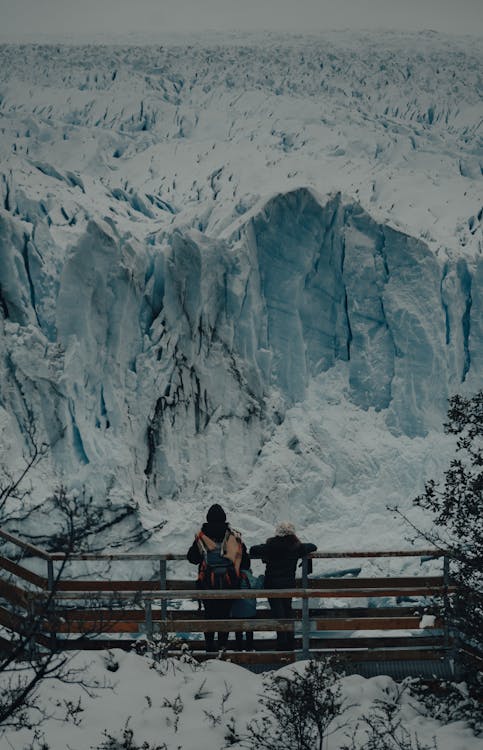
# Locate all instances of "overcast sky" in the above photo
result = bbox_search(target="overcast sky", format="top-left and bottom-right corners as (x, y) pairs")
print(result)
(0, 0), (482, 39)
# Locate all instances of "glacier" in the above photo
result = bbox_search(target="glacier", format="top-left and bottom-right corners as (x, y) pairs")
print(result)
(0, 32), (481, 552)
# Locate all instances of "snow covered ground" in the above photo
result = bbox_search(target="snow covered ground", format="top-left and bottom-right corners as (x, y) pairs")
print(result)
(1, 649), (480, 750)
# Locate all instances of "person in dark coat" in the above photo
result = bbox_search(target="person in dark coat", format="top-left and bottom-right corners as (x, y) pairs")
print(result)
(187, 503), (250, 652)
(250, 522), (316, 651)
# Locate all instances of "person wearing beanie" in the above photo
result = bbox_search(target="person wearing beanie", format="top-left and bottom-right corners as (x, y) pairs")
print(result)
(249, 523), (316, 651)
(206, 503), (226, 524)
(187, 504), (250, 653)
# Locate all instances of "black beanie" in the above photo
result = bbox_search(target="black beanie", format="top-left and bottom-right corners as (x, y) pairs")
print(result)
(206, 504), (226, 523)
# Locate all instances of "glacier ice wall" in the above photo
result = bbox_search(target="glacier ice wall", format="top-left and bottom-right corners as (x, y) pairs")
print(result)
(0, 34), (481, 544)
(0, 188), (480, 525)
(230, 189), (480, 435)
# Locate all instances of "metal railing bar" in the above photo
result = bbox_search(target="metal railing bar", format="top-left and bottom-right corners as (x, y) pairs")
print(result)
(47, 549), (444, 562)
(309, 550), (444, 559)
(38, 606), (442, 622)
(45, 586), (452, 601)
(0, 529), (52, 560)
(0, 527), (444, 563)
(48, 552), (184, 561)
(0, 554), (48, 589)
(48, 575), (449, 593)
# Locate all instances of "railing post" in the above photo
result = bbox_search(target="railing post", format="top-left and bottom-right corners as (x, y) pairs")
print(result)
(159, 559), (167, 621)
(47, 559), (54, 592)
(442, 554), (455, 675)
(145, 599), (153, 640)
(26, 598), (39, 659)
(443, 554), (450, 649)
(301, 557), (310, 659)
(46, 557), (57, 650)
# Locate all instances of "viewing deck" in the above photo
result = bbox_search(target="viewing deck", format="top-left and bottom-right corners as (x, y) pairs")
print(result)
(1, 528), (479, 677)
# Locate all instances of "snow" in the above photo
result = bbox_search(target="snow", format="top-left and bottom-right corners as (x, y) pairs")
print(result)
(1, 649), (480, 750)
(419, 614), (436, 629)
(0, 31), (481, 551)
(1, 30), (482, 750)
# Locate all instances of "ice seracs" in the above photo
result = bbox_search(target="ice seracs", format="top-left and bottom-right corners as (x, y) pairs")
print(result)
(0, 32), (481, 546)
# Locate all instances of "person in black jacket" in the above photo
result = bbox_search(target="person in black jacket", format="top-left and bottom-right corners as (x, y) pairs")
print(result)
(187, 503), (250, 652)
(250, 522), (316, 651)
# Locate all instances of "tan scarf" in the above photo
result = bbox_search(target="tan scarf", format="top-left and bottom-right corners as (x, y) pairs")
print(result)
(197, 528), (243, 575)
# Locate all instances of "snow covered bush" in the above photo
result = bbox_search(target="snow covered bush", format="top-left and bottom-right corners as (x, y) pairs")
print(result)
(341, 681), (438, 750)
(413, 391), (482, 657)
(244, 657), (346, 750)
(409, 677), (483, 737)
(134, 634), (203, 676)
(0, 446), (130, 737)
(94, 718), (172, 750)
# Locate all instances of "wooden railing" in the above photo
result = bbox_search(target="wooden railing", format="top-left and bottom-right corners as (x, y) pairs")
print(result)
(0, 528), (462, 667)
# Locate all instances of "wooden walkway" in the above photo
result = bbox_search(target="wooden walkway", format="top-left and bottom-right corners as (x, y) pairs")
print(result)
(0, 528), (478, 676)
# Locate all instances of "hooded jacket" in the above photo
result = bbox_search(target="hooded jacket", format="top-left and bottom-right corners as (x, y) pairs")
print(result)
(249, 535), (316, 588)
